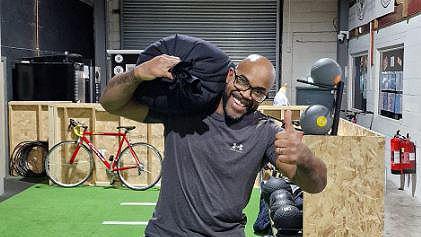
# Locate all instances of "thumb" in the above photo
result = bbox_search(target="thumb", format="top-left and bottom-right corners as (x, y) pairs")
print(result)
(283, 110), (294, 132)
(164, 71), (174, 80)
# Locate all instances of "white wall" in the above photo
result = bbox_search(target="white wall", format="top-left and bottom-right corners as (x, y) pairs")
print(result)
(348, 15), (421, 201)
(282, 0), (338, 104)
(107, 0), (120, 49)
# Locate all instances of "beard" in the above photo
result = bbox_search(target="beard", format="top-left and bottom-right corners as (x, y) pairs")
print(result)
(222, 90), (257, 123)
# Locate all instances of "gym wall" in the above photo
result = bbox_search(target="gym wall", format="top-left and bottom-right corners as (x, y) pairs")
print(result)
(0, 0), (94, 101)
(1, 0), (95, 176)
(107, 0), (121, 50)
(348, 14), (421, 202)
(0, 1), (4, 195)
(0, 61), (5, 195)
(38, 0), (94, 60)
(281, 0), (338, 105)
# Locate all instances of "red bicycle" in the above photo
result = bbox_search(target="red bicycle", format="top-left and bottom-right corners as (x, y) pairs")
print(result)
(45, 119), (162, 190)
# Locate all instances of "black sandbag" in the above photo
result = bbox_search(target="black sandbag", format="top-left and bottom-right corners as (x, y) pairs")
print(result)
(133, 34), (231, 116)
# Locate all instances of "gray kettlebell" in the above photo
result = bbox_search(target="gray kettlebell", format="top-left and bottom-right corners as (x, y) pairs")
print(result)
(310, 58), (342, 86)
(300, 104), (333, 135)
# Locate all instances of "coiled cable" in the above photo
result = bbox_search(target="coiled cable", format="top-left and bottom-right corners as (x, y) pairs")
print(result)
(9, 141), (48, 177)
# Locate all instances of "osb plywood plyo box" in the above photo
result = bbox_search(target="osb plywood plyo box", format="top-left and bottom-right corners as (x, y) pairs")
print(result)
(47, 103), (164, 186)
(301, 119), (385, 237)
(258, 106), (385, 237)
(8, 101), (71, 161)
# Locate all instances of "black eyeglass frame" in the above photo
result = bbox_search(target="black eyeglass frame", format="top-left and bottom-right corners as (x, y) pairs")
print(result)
(232, 70), (268, 103)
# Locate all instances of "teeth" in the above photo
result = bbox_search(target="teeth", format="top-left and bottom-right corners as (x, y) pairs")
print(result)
(233, 97), (245, 107)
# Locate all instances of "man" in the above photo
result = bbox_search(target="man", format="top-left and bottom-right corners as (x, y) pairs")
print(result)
(100, 53), (327, 237)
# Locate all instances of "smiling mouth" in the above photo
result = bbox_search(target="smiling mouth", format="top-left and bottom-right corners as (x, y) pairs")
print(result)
(233, 96), (245, 108)
(231, 93), (252, 110)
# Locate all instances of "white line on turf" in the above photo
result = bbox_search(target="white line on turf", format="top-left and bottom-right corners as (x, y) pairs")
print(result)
(120, 202), (156, 206)
(102, 221), (148, 225)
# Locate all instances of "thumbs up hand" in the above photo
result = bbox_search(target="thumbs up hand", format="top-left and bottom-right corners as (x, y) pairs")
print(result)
(273, 110), (327, 193)
(274, 110), (305, 166)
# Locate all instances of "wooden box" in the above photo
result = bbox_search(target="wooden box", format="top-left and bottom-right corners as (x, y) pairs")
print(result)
(8, 101), (71, 175)
(301, 119), (384, 237)
(257, 105), (308, 121)
(259, 106), (384, 237)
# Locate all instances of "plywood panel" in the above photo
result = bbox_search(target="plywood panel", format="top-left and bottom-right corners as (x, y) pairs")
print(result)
(9, 105), (39, 153)
(338, 119), (383, 137)
(91, 111), (120, 185)
(150, 124), (165, 156)
(121, 116), (148, 143)
(8, 101), (71, 174)
(257, 105), (308, 121)
(302, 135), (385, 237)
(39, 105), (50, 141)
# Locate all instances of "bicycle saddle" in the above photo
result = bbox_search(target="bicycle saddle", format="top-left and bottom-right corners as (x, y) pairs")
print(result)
(116, 126), (136, 131)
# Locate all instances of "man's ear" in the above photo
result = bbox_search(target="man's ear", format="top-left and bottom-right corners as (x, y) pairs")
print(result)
(226, 67), (234, 83)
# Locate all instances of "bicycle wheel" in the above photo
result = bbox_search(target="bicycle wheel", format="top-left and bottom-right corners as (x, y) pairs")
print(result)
(117, 142), (162, 191)
(45, 141), (93, 187)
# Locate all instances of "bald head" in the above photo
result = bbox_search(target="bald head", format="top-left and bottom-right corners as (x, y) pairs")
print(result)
(236, 54), (276, 87)
(220, 54), (275, 121)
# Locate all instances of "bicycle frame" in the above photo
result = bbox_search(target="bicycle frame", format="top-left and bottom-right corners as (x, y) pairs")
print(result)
(69, 130), (141, 172)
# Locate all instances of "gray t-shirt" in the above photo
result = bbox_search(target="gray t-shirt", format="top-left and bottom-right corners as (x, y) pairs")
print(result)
(144, 111), (282, 237)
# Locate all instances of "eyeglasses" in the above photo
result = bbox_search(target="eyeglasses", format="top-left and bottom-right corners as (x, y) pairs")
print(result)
(233, 70), (267, 103)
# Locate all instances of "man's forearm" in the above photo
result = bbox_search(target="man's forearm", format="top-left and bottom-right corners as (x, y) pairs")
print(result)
(292, 147), (327, 193)
(100, 70), (142, 112)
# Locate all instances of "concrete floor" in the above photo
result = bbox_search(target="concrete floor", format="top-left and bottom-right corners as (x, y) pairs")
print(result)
(1, 177), (421, 236)
(384, 180), (421, 237)
(0, 176), (47, 202)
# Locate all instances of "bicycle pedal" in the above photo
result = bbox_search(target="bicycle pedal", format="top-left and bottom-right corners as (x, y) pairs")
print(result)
(110, 177), (121, 186)
(109, 155), (114, 162)
(107, 172), (120, 186)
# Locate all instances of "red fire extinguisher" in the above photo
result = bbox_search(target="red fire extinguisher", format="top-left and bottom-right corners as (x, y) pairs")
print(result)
(391, 130), (404, 175)
(402, 133), (416, 174)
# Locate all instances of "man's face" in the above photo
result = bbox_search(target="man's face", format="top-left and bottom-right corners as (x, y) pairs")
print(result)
(223, 68), (273, 121)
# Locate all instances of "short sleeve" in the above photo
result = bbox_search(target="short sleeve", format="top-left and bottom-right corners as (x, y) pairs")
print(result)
(262, 119), (283, 167)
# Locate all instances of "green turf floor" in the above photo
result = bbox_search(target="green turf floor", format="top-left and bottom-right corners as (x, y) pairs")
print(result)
(0, 184), (262, 237)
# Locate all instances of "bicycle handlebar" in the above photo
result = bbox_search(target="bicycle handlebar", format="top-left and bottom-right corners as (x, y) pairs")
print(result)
(68, 119), (88, 130)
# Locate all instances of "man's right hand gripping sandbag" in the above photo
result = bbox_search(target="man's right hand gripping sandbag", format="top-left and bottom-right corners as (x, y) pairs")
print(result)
(132, 34), (232, 116)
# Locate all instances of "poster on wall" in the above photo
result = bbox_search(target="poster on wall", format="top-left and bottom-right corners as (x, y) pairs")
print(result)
(349, 0), (395, 30)
(379, 48), (404, 120)
(395, 94), (402, 114)
(387, 93), (395, 112)
(380, 92), (388, 111)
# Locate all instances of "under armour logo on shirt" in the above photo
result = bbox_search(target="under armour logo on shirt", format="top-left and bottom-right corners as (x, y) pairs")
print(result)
(230, 143), (244, 153)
